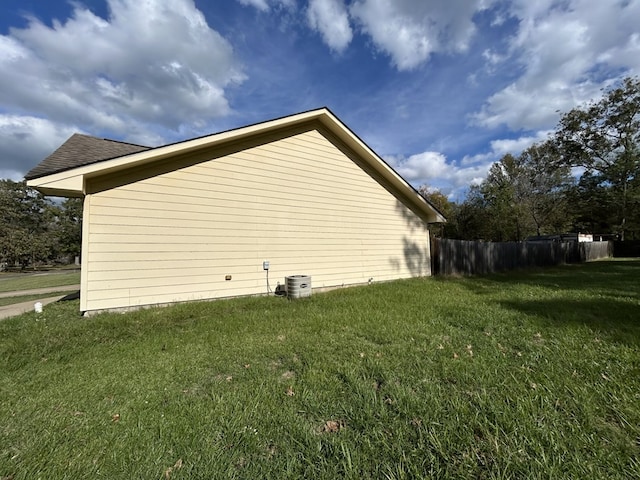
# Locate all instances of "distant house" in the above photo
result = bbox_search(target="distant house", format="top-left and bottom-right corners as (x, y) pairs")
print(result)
(26, 108), (445, 314)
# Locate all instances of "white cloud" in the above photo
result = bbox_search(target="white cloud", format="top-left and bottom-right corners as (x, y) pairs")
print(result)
(386, 151), (489, 192)
(350, 0), (489, 70)
(0, 0), (245, 139)
(237, 0), (271, 10)
(0, 115), (80, 175)
(388, 151), (449, 180)
(482, 48), (505, 66)
(462, 131), (552, 166)
(385, 130), (553, 199)
(489, 131), (552, 156)
(306, 0), (353, 53)
(598, 32), (640, 69)
(236, 0), (295, 11)
(474, 0), (640, 130)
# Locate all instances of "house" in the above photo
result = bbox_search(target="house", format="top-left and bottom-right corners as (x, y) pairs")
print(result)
(26, 108), (446, 314)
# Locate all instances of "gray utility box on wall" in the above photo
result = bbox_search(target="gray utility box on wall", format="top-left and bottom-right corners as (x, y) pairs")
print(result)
(286, 275), (312, 299)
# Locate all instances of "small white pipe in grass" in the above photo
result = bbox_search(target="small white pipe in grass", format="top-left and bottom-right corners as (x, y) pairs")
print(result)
(34, 302), (43, 313)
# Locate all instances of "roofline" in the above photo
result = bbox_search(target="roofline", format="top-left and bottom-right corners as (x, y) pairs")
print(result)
(25, 109), (329, 181)
(24, 135), (150, 180)
(27, 107), (446, 223)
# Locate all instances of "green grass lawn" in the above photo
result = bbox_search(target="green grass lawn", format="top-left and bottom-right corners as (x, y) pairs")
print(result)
(1, 260), (638, 479)
(0, 271), (80, 293)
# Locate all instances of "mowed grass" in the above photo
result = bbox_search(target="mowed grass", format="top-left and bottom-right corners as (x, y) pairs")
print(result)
(1, 260), (638, 479)
(0, 271), (80, 293)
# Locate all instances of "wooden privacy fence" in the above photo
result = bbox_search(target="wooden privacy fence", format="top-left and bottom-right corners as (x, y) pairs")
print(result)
(431, 239), (612, 276)
(613, 241), (640, 257)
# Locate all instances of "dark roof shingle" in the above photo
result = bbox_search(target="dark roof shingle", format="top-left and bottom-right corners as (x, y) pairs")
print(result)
(25, 133), (150, 180)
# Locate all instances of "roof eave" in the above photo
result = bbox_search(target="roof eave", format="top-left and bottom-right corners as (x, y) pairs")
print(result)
(26, 170), (85, 197)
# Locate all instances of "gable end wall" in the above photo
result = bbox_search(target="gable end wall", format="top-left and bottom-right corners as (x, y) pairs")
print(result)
(80, 129), (431, 312)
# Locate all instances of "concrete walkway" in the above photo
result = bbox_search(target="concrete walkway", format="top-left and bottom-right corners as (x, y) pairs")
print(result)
(0, 285), (80, 320)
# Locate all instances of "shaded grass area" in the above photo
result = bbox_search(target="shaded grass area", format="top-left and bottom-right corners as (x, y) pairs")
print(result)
(0, 271), (80, 293)
(1, 260), (638, 479)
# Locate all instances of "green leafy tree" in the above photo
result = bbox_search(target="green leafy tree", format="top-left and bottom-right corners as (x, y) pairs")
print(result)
(455, 185), (494, 240)
(458, 145), (573, 242)
(479, 154), (526, 241)
(0, 179), (56, 267)
(516, 142), (574, 236)
(0, 180), (85, 268)
(55, 197), (84, 259)
(555, 76), (640, 239)
(567, 171), (618, 235)
(417, 186), (459, 238)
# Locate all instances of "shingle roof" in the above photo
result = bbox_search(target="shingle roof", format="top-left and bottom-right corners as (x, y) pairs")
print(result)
(25, 133), (150, 180)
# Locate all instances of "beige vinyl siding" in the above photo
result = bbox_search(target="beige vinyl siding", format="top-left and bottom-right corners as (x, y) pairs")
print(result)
(81, 128), (430, 312)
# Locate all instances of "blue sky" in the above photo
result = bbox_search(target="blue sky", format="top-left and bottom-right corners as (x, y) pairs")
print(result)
(1, 0), (638, 199)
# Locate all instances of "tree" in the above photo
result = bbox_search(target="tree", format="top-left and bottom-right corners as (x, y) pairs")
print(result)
(417, 186), (459, 238)
(555, 76), (640, 239)
(55, 197), (84, 259)
(455, 185), (494, 240)
(566, 171), (618, 234)
(478, 154), (526, 241)
(516, 142), (574, 236)
(0, 179), (55, 267)
(458, 144), (573, 242)
(0, 180), (84, 268)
